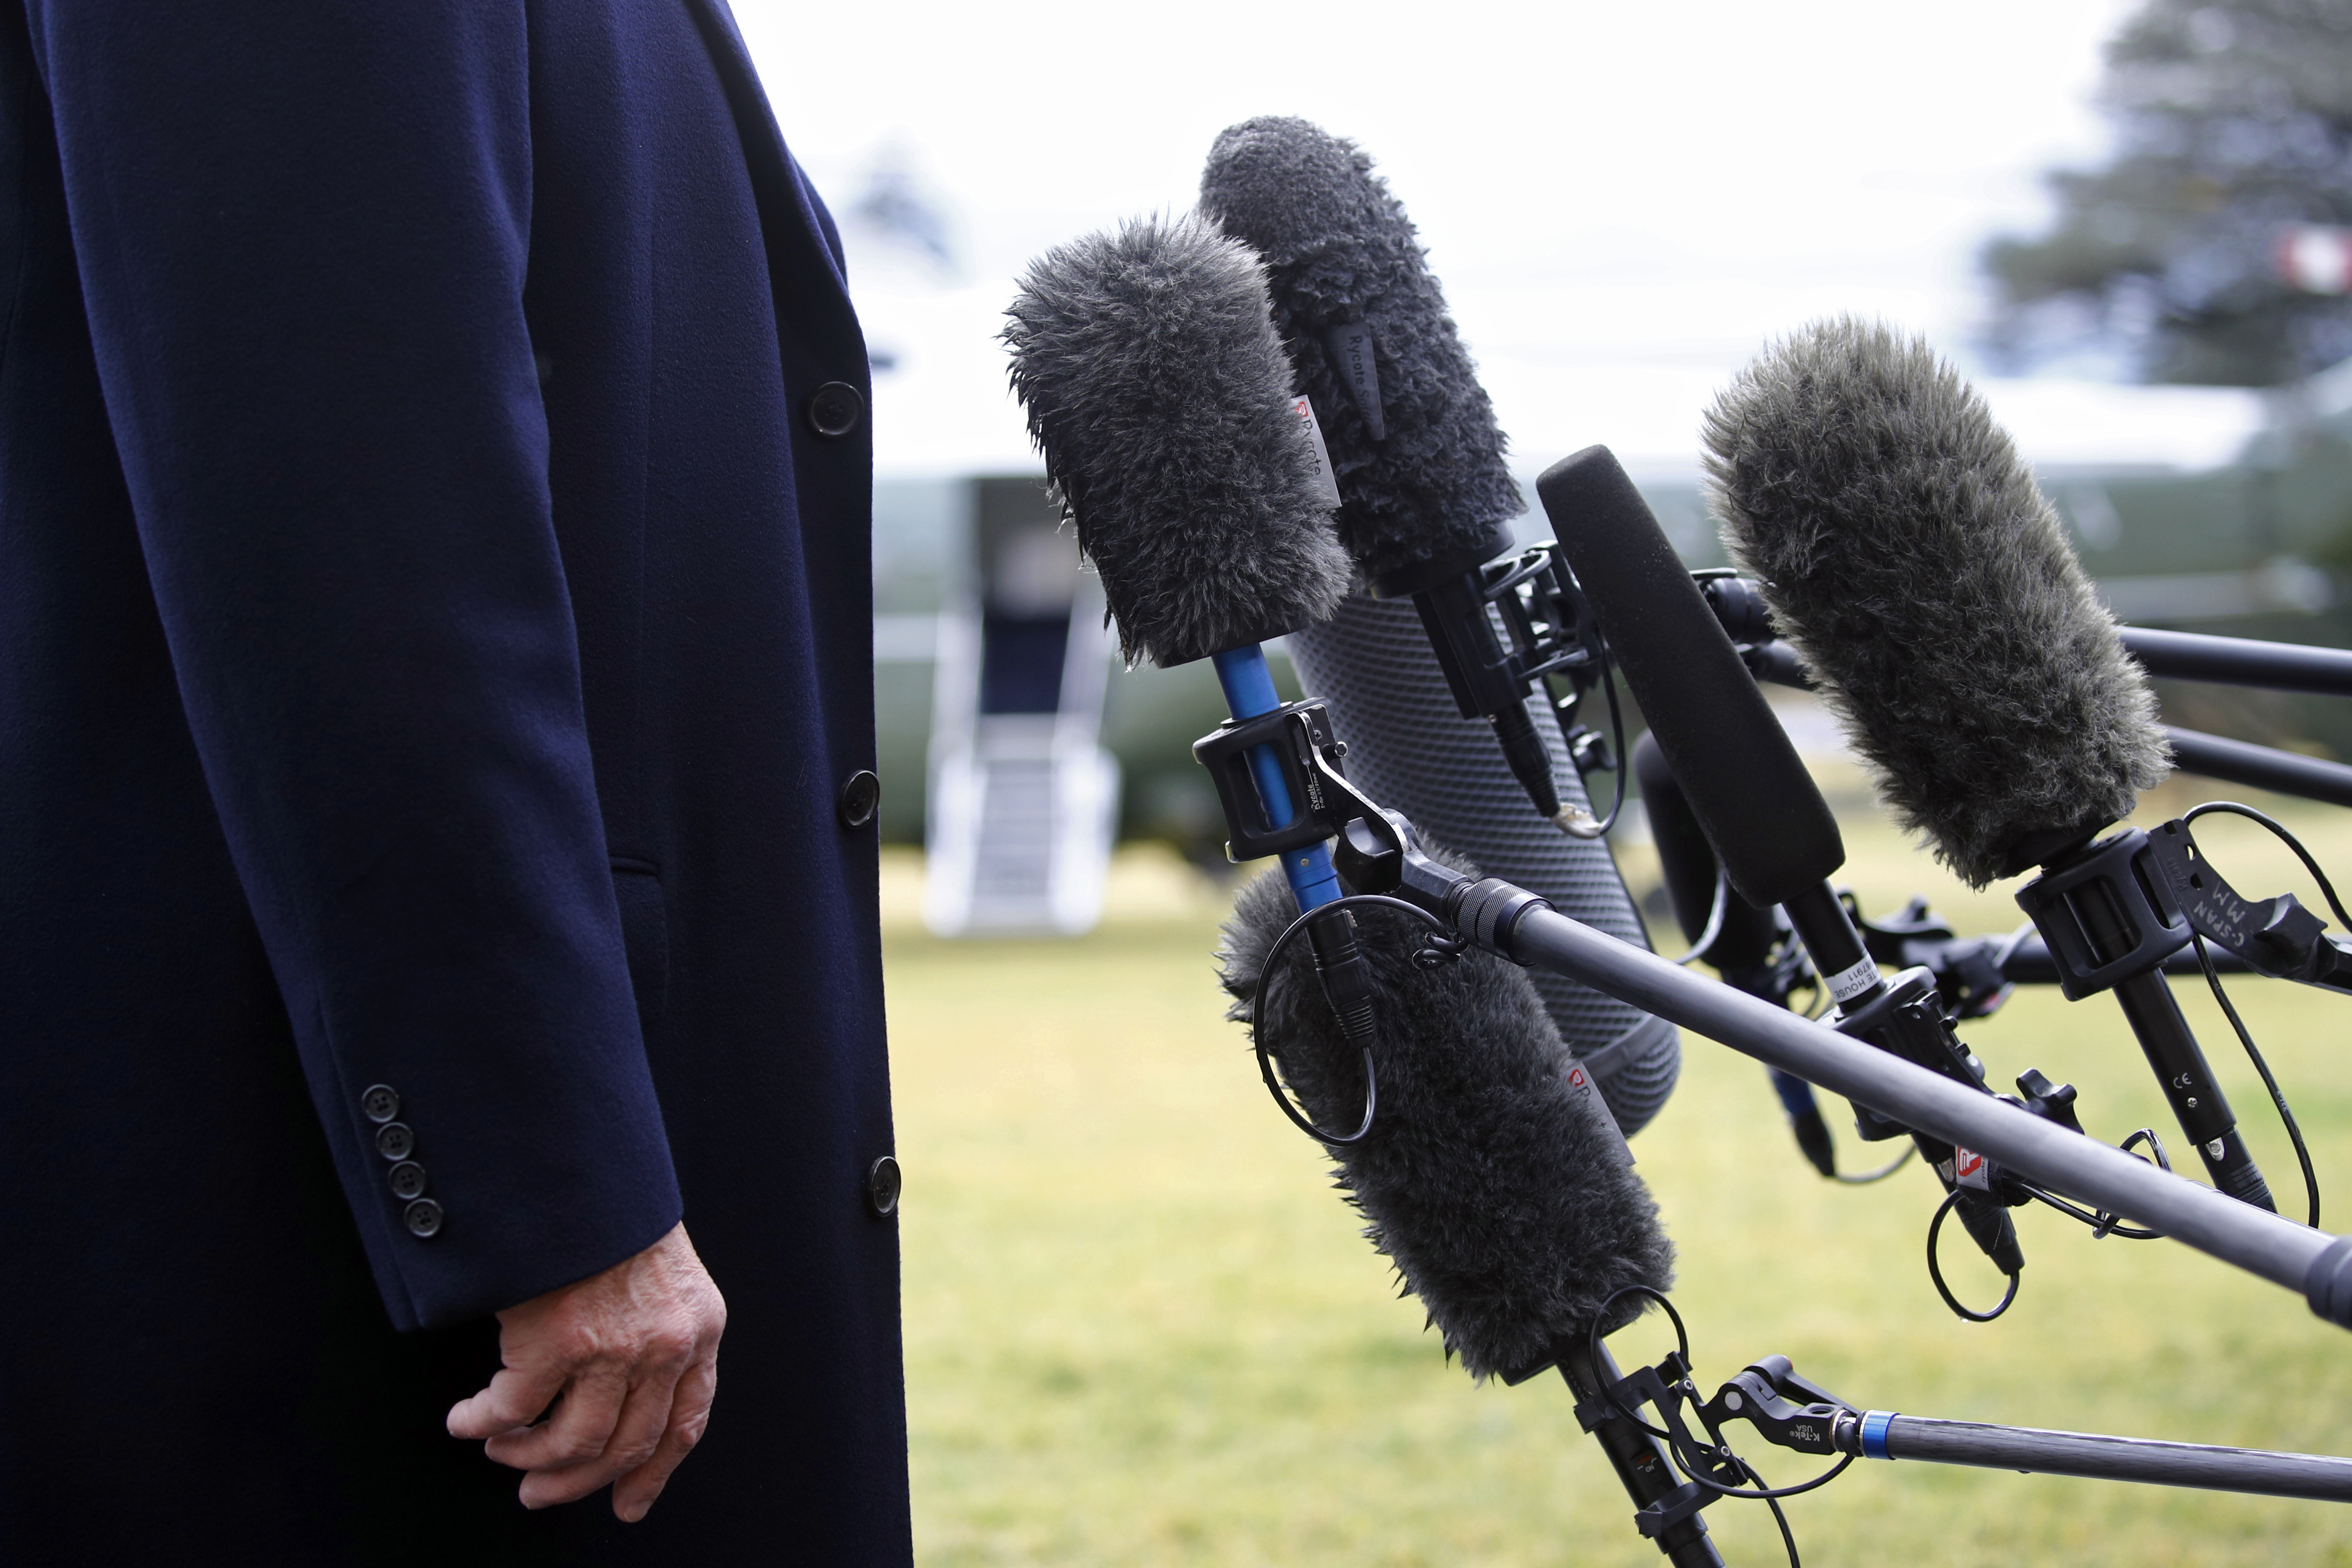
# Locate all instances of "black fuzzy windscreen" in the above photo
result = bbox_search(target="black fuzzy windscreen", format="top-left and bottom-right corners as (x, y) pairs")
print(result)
(1704, 318), (2170, 886)
(1218, 859), (1674, 1379)
(1201, 117), (1523, 582)
(1004, 215), (1351, 667)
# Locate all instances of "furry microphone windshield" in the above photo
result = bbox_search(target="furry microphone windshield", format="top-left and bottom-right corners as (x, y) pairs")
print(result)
(1003, 215), (1352, 668)
(1220, 856), (1676, 1379)
(1703, 319), (2171, 887)
(1200, 116), (1522, 581)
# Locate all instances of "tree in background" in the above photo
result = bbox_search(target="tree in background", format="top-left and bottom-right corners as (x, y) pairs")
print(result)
(1982, 0), (2352, 387)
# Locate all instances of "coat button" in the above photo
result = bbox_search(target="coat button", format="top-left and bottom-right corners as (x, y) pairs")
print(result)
(404, 1198), (444, 1239)
(388, 1162), (429, 1201)
(866, 1154), (901, 1217)
(807, 381), (863, 438)
(837, 769), (880, 829)
(360, 1085), (400, 1123)
(375, 1122), (415, 1161)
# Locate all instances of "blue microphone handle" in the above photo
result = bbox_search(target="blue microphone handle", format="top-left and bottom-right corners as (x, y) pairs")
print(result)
(1209, 644), (1377, 1074)
(1211, 647), (1343, 911)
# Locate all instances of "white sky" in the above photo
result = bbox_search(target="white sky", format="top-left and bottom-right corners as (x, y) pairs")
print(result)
(735, 0), (2269, 477)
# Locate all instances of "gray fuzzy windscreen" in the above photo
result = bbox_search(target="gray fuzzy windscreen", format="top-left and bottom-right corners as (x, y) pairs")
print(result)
(1200, 117), (1523, 581)
(1003, 215), (1352, 667)
(1702, 318), (2170, 887)
(1218, 860), (1674, 1378)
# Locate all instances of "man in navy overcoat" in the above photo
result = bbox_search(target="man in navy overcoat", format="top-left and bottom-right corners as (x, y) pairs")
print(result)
(0, 1), (910, 1560)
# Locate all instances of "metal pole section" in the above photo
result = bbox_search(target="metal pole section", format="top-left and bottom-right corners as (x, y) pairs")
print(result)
(2165, 726), (2352, 810)
(1862, 1414), (2352, 1502)
(1498, 905), (2338, 1300)
(2122, 626), (2352, 698)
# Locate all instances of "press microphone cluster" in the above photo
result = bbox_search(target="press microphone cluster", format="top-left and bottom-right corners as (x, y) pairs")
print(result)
(1704, 319), (2276, 1214)
(1201, 117), (1683, 1137)
(1004, 207), (1712, 1563)
(1000, 213), (1680, 1350)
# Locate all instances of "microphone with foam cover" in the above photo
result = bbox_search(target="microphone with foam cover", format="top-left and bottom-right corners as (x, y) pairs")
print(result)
(1702, 318), (2275, 1214)
(1201, 117), (1682, 1137)
(1221, 853), (1713, 1565)
(1702, 319), (2168, 888)
(1540, 448), (1845, 911)
(1221, 855), (1675, 1378)
(1003, 215), (1350, 670)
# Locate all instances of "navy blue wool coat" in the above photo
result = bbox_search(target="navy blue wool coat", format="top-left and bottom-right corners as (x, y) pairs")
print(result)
(0, 1), (907, 1560)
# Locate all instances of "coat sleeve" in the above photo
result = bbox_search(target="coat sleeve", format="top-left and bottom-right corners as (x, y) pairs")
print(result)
(26, 1), (683, 1330)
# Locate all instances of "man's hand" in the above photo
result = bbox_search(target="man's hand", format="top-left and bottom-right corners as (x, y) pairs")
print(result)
(447, 1222), (726, 1521)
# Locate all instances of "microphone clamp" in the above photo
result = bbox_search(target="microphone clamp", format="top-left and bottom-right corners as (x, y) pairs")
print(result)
(1190, 692), (1560, 955)
(1192, 700), (1354, 866)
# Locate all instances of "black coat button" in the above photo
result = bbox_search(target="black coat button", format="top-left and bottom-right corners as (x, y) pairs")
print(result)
(808, 381), (863, 438)
(404, 1199), (444, 1239)
(360, 1085), (400, 1124)
(837, 769), (880, 829)
(388, 1162), (429, 1201)
(375, 1123), (415, 1161)
(866, 1154), (901, 1218)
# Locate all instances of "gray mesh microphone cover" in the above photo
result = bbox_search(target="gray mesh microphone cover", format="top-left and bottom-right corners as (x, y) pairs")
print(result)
(1288, 593), (1681, 1135)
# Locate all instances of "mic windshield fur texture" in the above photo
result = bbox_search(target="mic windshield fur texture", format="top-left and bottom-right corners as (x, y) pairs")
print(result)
(1200, 117), (1522, 582)
(1703, 319), (2170, 886)
(1004, 215), (1352, 667)
(1219, 857), (1675, 1378)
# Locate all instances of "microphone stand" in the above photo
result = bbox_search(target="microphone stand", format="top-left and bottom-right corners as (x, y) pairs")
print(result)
(2121, 625), (2352, 699)
(1707, 579), (2352, 812)
(1628, 698), (2027, 1273)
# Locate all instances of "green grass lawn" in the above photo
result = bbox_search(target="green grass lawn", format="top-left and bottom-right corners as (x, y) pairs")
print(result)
(885, 791), (2352, 1566)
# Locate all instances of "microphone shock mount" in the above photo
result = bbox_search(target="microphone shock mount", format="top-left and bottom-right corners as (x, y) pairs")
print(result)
(1373, 525), (1614, 833)
(2014, 828), (2276, 1212)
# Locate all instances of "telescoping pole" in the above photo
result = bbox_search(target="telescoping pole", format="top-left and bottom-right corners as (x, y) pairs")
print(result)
(1840, 1412), (2352, 1502)
(1486, 900), (2352, 1321)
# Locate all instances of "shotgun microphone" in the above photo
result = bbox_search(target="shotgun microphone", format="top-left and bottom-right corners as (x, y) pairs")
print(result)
(1704, 318), (2274, 1213)
(1541, 445), (2030, 1289)
(1201, 116), (1683, 1137)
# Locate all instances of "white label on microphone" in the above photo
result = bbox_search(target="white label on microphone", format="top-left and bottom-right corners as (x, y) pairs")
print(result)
(1564, 1061), (1636, 1167)
(1952, 1146), (1991, 1191)
(1292, 396), (1344, 510)
(1822, 955), (1882, 1004)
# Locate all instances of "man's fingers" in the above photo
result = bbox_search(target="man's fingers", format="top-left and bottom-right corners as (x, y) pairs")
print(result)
(515, 1360), (688, 1512)
(447, 1360), (567, 1442)
(611, 1356), (718, 1523)
(482, 1361), (632, 1476)
(449, 1223), (726, 1512)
